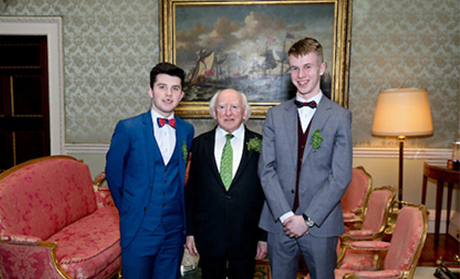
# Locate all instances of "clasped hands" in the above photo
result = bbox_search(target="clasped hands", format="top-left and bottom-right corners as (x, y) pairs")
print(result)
(283, 215), (309, 238)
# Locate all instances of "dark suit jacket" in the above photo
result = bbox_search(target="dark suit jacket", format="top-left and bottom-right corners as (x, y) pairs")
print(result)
(105, 111), (194, 247)
(185, 126), (266, 258)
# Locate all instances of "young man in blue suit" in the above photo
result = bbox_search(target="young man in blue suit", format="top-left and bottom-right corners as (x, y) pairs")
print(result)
(105, 62), (195, 279)
(258, 37), (353, 278)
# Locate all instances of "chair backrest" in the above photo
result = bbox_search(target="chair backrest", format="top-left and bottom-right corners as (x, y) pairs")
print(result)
(384, 204), (428, 273)
(341, 166), (372, 215)
(362, 185), (396, 233)
(0, 156), (97, 240)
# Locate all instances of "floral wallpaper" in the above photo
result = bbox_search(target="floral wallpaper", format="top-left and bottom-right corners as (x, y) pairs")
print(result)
(349, 0), (459, 148)
(2, 0), (459, 148)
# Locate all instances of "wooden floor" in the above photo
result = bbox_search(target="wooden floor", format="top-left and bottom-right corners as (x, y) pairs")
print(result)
(418, 233), (460, 267)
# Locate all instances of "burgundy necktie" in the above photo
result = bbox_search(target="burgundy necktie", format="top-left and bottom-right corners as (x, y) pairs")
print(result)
(294, 100), (317, 109)
(157, 118), (176, 128)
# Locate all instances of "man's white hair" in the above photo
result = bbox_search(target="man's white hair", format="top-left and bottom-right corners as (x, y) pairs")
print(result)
(208, 89), (252, 121)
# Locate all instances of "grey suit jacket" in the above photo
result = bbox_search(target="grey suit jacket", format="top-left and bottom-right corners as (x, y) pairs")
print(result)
(258, 96), (353, 237)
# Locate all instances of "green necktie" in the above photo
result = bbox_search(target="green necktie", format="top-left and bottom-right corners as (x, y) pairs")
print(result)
(220, 134), (234, 190)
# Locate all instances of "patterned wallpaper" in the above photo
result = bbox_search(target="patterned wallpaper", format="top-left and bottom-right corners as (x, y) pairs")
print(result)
(349, 0), (459, 148)
(2, 0), (459, 148)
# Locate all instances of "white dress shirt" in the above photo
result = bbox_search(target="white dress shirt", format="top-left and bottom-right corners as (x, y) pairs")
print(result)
(214, 124), (245, 179)
(296, 91), (323, 133)
(151, 109), (176, 165)
(279, 92), (323, 223)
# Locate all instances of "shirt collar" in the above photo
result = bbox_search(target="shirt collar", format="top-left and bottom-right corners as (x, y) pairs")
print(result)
(296, 91), (323, 106)
(150, 109), (174, 125)
(216, 123), (245, 140)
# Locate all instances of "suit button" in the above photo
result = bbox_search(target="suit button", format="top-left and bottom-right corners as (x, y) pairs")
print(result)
(143, 207), (146, 211)
(150, 184), (153, 188)
(163, 204), (166, 208)
(164, 180), (168, 184)
(165, 169), (168, 172)
(162, 216), (165, 220)
(300, 158), (303, 162)
(225, 195), (231, 199)
(291, 190), (294, 194)
(163, 192), (166, 196)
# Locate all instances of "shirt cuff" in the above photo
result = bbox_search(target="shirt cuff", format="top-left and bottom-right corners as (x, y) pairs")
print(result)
(279, 211), (294, 224)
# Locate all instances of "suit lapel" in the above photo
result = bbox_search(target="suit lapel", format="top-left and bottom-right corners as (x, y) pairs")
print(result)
(284, 100), (298, 166)
(174, 117), (188, 184)
(142, 111), (156, 183)
(203, 128), (223, 186)
(302, 97), (332, 163)
(232, 127), (257, 185)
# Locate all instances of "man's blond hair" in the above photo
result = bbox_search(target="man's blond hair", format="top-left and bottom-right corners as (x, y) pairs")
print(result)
(288, 37), (324, 64)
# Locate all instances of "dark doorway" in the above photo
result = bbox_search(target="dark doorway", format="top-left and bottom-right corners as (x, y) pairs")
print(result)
(0, 35), (50, 173)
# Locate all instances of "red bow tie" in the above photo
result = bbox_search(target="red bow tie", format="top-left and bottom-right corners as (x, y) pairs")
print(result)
(157, 118), (176, 128)
(294, 100), (317, 109)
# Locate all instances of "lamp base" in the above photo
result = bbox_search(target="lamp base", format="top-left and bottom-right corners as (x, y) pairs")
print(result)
(447, 160), (460, 171)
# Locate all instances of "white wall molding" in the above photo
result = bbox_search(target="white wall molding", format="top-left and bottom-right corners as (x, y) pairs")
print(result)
(64, 144), (109, 154)
(353, 147), (451, 165)
(0, 16), (64, 155)
(64, 144), (452, 161)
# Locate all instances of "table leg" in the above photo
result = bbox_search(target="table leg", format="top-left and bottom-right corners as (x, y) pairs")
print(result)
(435, 180), (444, 244)
(446, 183), (453, 238)
(422, 175), (428, 204)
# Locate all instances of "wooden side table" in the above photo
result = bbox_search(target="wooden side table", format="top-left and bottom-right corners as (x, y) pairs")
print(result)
(421, 162), (460, 243)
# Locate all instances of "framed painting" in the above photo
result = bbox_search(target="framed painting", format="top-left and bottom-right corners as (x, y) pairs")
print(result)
(160, 0), (352, 118)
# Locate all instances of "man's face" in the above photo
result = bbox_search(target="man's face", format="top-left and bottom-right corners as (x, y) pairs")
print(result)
(212, 89), (248, 133)
(148, 73), (184, 117)
(288, 52), (326, 99)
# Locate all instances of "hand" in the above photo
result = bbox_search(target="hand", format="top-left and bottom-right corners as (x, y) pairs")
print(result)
(283, 215), (309, 238)
(185, 235), (199, 257)
(255, 241), (268, 260)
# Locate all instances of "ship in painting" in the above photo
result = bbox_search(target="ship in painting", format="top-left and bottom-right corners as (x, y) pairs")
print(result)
(183, 34), (331, 102)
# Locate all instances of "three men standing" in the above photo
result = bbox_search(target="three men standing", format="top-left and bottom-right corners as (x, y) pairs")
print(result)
(106, 36), (351, 279)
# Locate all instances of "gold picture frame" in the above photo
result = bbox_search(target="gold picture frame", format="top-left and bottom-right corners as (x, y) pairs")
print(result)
(161, 0), (352, 118)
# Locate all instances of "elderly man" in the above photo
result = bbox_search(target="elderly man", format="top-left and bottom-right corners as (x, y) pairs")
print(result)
(185, 89), (267, 279)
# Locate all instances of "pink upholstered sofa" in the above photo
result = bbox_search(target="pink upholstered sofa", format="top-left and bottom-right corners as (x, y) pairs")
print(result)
(0, 155), (121, 279)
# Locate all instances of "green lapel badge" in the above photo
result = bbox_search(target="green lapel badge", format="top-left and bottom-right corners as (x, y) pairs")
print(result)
(246, 137), (262, 153)
(310, 129), (323, 152)
(182, 141), (188, 161)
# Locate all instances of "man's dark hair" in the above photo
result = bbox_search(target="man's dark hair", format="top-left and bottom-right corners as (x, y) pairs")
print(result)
(150, 62), (186, 89)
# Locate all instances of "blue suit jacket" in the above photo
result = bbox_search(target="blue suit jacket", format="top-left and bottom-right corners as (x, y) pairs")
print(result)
(105, 111), (194, 247)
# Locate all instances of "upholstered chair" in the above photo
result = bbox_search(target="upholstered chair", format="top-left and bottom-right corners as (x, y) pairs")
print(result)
(337, 185), (397, 271)
(341, 167), (373, 230)
(335, 202), (428, 279)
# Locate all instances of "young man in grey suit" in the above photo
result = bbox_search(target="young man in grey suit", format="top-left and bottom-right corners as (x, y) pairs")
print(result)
(185, 89), (268, 279)
(258, 37), (353, 279)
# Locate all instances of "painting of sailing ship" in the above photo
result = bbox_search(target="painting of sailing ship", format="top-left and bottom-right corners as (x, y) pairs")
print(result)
(174, 4), (335, 102)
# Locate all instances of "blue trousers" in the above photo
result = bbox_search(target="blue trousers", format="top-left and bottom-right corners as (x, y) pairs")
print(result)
(121, 223), (185, 279)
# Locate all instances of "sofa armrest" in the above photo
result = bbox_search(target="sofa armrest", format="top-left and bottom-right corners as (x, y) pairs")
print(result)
(0, 240), (72, 279)
(349, 240), (390, 251)
(1, 233), (42, 245)
(343, 270), (403, 279)
(93, 171), (107, 187)
(93, 171), (115, 208)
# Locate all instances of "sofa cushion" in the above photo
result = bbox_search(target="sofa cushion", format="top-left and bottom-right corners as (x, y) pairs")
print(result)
(0, 158), (97, 240)
(47, 206), (120, 279)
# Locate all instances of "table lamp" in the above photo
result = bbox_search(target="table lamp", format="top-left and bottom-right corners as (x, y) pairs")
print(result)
(372, 87), (433, 204)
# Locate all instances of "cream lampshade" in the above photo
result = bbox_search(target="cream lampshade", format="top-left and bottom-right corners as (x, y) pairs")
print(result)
(372, 87), (433, 204)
